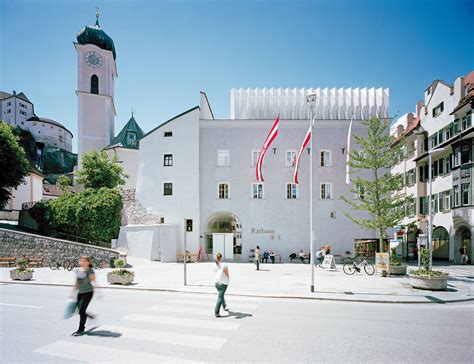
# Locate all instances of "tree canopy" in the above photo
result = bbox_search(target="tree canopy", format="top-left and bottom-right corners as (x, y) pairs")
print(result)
(0, 122), (30, 208)
(341, 117), (406, 251)
(76, 149), (127, 189)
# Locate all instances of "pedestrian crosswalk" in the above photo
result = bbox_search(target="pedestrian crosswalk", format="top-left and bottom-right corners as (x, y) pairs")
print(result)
(33, 293), (263, 363)
(435, 265), (474, 279)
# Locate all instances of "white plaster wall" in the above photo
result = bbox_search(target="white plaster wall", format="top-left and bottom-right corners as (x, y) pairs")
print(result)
(9, 173), (43, 210)
(136, 107), (201, 255)
(1, 96), (34, 126)
(106, 148), (139, 190)
(199, 118), (376, 260)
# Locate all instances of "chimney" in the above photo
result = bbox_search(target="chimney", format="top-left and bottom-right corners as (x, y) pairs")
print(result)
(407, 112), (414, 126)
(397, 124), (404, 138)
(416, 101), (423, 118)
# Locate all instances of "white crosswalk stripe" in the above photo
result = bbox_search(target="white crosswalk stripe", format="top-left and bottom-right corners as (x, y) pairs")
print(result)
(122, 313), (241, 331)
(166, 298), (259, 310)
(97, 324), (227, 350)
(34, 293), (260, 362)
(35, 341), (204, 363)
(149, 304), (255, 316)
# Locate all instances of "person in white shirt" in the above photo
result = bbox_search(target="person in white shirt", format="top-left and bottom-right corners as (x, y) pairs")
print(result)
(213, 253), (230, 318)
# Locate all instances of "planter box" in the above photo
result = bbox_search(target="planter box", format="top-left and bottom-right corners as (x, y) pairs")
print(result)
(409, 273), (448, 291)
(107, 272), (134, 285)
(10, 269), (33, 281)
(389, 264), (407, 276)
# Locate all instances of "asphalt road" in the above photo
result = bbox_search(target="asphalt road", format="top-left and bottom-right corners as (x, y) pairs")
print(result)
(1, 283), (473, 363)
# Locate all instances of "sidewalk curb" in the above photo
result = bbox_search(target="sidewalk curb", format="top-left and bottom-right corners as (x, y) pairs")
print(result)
(2, 280), (473, 304)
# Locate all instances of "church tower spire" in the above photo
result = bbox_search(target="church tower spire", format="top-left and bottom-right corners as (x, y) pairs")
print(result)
(75, 11), (117, 164)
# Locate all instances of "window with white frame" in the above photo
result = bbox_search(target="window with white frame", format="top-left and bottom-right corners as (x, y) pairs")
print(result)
(320, 183), (332, 199)
(163, 182), (173, 196)
(285, 150), (297, 167)
(217, 149), (230, 167)
(252, 183), (264, 199)
(286, 183), (298, 199)
(443, 190), (451, 210)
(163, 154), (173, 166)
(218, 183), (229, 199)
(251, 150), (261, 167)
(320, 150), (331, 167)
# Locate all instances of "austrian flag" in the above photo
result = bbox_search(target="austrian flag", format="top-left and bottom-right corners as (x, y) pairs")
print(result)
(256, 115), (280, 182)
(293, 125), (312, 184)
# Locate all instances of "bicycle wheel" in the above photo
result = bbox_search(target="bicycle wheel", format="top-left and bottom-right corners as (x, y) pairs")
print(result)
(343, 263), (356, 275)
(63, 260), (73, 271)
(364, 263), (375, 275)
(49, 261), (58, 270)
(98, 260), (108, 269)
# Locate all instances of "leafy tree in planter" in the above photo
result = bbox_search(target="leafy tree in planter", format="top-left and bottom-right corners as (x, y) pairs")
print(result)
(341, 117), (406, 252)
(76, 149), (127, 189)
(0, 122), (30, 208)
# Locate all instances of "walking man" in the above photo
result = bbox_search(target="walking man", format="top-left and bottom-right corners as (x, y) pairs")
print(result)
(255, 246), (261, 270)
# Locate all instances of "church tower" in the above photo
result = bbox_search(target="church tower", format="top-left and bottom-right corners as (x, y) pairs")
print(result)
(75, 10), (117, 164)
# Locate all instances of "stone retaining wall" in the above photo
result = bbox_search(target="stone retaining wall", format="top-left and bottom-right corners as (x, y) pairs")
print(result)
(0, 228), (120, 265)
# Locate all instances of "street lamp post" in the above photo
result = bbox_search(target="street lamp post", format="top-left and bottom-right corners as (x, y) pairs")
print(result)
(427, 147), (446, 270)
(306, 93), (317, 293)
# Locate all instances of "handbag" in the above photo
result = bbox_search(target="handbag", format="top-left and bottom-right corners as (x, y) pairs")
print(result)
(63, 299), (77, 319)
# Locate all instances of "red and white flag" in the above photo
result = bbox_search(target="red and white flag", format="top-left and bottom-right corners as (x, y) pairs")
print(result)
(293, 125), (312, 184)
(256, 115), (280, 182)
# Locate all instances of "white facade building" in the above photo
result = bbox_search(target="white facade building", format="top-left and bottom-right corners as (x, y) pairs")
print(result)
(132, 89), (389, 262)
(0, 91), (72, 153)
(391, 72), (473, 263)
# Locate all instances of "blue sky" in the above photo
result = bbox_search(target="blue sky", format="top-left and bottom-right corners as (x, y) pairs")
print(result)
(1, 0), (472, 152)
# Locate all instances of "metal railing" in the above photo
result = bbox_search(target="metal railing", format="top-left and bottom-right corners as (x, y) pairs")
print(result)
(57, 232), (110, 248)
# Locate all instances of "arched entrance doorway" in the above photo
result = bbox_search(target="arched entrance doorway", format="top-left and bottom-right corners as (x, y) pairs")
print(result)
(204, 212), (242, 261)
(455, 227), (472, 264)
(432, 226), (449, 261)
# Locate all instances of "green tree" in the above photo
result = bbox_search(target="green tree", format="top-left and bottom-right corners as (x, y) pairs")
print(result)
(341, 117), (406, 252)
(57, 175), (72, 192)
(0, 122), (30, 208)
(47, 187), (123, 243)
(76, 149), (127, 189)
(11, 126), (36, 163)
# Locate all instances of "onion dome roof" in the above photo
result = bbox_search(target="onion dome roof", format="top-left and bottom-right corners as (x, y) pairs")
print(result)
(76, 13), (116, 60)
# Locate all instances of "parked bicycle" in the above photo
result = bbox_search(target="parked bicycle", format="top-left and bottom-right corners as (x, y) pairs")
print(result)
(343, 254), (375, 275)
(90, 257), (108, 269)
(49, 259), (75, 271)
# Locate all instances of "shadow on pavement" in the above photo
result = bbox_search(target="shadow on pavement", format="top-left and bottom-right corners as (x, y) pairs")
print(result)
(85, 326), (122, 338)
(424, 296), (446, 304)
(227, 311), (253, 319)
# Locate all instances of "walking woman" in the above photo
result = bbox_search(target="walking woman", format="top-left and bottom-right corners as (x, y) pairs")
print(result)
(71, 256), (96, 336)
(214, 253), (230, 318)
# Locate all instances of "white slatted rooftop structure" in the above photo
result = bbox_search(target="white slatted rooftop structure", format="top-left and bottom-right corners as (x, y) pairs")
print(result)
(230, 87), (389, 120)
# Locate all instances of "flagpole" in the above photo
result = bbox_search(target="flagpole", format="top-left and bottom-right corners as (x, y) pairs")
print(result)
(306, 93), (317, 293)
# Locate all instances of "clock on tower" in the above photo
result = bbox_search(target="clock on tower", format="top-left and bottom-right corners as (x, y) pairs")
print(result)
(74, 10), (117, 165)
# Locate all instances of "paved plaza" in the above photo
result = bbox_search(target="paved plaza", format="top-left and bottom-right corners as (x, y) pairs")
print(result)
(2, 258), (473, 303)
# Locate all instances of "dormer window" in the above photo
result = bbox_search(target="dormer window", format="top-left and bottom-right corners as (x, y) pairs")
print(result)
(432, 102), (444, 118)
(126, 131), (137, 146)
